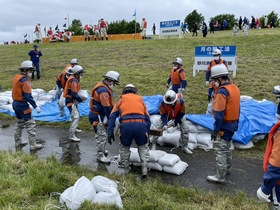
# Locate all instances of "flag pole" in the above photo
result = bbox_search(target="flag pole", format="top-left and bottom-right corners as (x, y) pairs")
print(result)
(134, 9), (136, 34)
(68, 14), (69, 28)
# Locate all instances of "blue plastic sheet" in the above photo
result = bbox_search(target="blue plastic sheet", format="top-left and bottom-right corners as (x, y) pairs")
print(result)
(1, 95), (277, 144)
(186, 100), (278, 144)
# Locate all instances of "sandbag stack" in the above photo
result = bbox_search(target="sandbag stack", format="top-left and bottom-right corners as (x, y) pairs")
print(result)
(130, 148), (188, 175)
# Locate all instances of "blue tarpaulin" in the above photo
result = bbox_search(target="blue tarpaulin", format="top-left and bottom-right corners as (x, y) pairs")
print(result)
(0, 95), (277, 144)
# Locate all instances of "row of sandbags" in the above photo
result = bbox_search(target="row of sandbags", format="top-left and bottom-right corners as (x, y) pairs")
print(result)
(130, 148), (188, 175)
(149, 114), (265, 151)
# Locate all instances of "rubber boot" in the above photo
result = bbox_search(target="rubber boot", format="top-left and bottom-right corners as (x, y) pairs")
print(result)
(69, 132), (81, 142)
(88, 37), (90, 41)
(101, 37), (104, 40)
(94, 38), (96, 41)
(25, 119), (43, 151)
(97, 152), (110, 163)
(141, 161), (148, 179)
(84, 38), (87, 41)
(106, 37), (108, 40)
(207, 167), (226, 184)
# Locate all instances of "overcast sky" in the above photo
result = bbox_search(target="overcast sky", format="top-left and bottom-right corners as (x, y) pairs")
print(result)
(1, 0), (279, 43)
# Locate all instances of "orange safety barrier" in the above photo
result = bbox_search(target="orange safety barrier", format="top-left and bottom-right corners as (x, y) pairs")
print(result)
(42, 33), (142, 43)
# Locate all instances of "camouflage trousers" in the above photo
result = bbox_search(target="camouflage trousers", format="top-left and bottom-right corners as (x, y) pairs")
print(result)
(96, 123), (107, 154)
(14, 119), (36, 147)
(213, 136), (232, 179)
(69, 103), (79, 137)
(119, 143), (149, 167)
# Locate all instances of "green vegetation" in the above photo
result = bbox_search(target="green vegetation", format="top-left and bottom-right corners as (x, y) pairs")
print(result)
(0, 28), (279, 209)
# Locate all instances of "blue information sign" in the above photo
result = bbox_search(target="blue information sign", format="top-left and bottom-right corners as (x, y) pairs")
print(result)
(195, 46), (236, 57)
(160, 20), (180, 28)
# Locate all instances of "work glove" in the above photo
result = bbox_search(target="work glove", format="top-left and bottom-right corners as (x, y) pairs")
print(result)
(206, 81), (210, 86)
(211, 131), (218, 141)
(163, 125), (168, 130)
(107, 134), (115, 145)
(166, 84), (169, 89)
(167, 119), (175, 127)
(208, 95), (212, 102)
(35, 107), (41, 113)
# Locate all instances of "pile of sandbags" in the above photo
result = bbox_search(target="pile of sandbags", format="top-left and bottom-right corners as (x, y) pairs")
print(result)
(0, 89), (58, 111)
(130, 148), (188, 175)
(59, 175), (123, 210)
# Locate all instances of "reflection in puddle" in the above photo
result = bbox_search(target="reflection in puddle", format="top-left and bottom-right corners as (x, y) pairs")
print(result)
(59, 138), (81, 165)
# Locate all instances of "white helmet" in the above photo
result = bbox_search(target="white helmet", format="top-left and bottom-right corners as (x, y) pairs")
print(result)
(272, 85), (280, 95)
(71, 65), (84, 74)
(212, 49), (222, 56)
(19, 61), (35, 71)
(65, 67), (73, 75)
(210, 64), (228, 79)
(103, 71), (120, 84)
(173, 57), (183, 65)
(70, 58), (78, 65)
(163, 90), (178, 105)
(122, 84), (137, 94)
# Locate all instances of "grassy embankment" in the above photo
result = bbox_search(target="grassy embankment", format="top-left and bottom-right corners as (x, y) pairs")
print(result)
(0, 28), (279, 209)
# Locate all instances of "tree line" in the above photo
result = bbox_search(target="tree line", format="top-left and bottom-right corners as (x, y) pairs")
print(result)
(68, 10), (279, 35)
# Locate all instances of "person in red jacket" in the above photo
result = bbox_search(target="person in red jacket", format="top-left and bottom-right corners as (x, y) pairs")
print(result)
(83, 24), (91, 41)
(257, 121), (280, 209)
(99, 18), (108, 40)
(12, 61), (43, 151)
(107, 84), (151, 178)
(207, 64), (240, 184)
(141, 17), (147, 39)
(158, 89), (192, 154)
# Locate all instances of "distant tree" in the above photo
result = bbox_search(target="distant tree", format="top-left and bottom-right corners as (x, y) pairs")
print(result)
(184, 10), (204, 32)
(68, 19), (83, 35)
(107, 19), (141, 34)
(210, 14), (236, 30)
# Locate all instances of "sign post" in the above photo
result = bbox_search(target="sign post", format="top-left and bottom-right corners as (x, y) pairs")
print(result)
(159, 20), (182, 39)
(192, 46), (237, 77)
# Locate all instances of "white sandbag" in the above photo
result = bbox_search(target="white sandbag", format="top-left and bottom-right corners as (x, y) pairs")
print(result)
(92, 185), (123, 209)
(149, 150), (167, 162)
(188, 142), (197, 150)
(233, 141), (254, 149)
(197, 141), (213, 151)
(0, 104), (14, 111)
(59, 94), (66, 107)
(48, 89), (58, 96)
(240, 95), (253, 101)
(31, 91), (39, 100)
(38, 94), (54, 101)
(158, 153), (180, 166)
(196, 125), (210, 132)
(91, 175), (118, 193)
(150, 114), (161, 129)
(196, 133), (212, 146)
(188, 123), (199, 133)
(157, 136), (165, 146)
(35, 100), (49, 107)
(129, 148), (140, 162)
(0, 96), (10, 105)
(148, 162), (163, 171)
(166, 126), (177, 133)
(77, 90), (88, 101)
(251, 134), (266, 142)
(161, 130), (180, 147)
(132, 162), (142, 167)
(188, 133), (198, 144)
(60, 176), (96, 210)
(59, 186), (73, 205)
(163, 160), (188, 175)
(33, 88), (45, 95)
